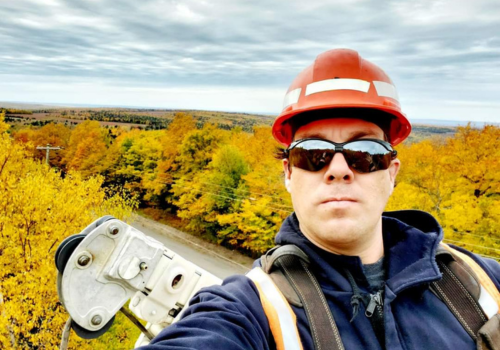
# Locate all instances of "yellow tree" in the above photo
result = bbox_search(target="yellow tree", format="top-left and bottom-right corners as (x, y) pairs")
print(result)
(0, 130), (138, 349)
(388, 125), (500, 260)
(386, 140), (448, 218)
(105, 129), (164, 202)
(0, 110), (9, 134)
(171, 124), (230, 236)
(145, 113), (197, 202)
(216, 126), (291, 254)
(63, 121), (110, 177)
(440, 125), (500, 258)
(13, 123), (71, 168)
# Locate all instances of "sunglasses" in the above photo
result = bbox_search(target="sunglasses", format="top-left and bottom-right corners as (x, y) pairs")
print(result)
(285, 138), (397, 173)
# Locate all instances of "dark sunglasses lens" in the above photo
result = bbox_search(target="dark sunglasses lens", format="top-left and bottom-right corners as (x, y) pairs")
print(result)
(289, 140), (334, 171)
(343, 140), (393, 173)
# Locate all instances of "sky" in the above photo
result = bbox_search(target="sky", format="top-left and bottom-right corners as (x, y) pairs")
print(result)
(1, 0), (499, 123)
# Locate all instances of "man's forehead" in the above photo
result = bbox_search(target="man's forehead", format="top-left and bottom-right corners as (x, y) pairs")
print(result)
(294, 118), (385, 141)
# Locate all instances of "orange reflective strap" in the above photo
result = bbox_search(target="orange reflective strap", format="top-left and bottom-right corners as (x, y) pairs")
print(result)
(247, 267), (304, 350)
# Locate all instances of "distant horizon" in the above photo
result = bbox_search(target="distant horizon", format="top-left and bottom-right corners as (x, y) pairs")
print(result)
(2, 100), (498, 127)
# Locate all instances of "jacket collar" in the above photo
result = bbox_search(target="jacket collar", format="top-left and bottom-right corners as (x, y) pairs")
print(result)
(274, 210), (443, 294)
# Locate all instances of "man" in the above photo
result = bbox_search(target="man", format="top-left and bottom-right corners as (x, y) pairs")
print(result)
(140, 49), (500, 349)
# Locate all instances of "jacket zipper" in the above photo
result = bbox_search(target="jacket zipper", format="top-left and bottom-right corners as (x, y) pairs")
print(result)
(365, 290), (383, 317)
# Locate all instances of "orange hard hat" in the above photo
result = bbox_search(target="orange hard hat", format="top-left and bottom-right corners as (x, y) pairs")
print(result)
(272, 49), (411, 146)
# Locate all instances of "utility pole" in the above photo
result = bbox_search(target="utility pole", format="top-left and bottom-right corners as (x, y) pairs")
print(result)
(36, 144), (63, 165)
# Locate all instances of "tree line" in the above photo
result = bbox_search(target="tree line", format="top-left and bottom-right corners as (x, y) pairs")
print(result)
(11, 113), (500, 260)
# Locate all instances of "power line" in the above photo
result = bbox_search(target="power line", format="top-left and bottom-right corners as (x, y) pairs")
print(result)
(196, 180), (288, 201)
(173, 184), (293, 215)
(169, 180), (293, 210)
(165, 179), (287, 201)
(174, 185), (500, 259)
(168, 180), (500, 254)
(196, 183), (293, 210)
(476, 253), (500, 262)
(443, 241), (500, 261)
(445, 231), (500, 243)
(200, 189), (292, 215)
(443, 239), (500, 254)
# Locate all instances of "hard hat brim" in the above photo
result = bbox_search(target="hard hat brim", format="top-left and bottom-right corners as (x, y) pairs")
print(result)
(272, 104), (411, 147)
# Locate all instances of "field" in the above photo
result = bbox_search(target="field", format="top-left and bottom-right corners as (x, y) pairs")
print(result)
(1, 104), (462, 142)
(2, 106), (276, 133)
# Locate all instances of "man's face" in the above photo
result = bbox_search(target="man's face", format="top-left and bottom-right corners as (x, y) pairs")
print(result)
(283, 118), (400, 255)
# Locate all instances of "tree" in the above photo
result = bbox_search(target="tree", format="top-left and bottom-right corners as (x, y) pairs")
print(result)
(0, 125), (139, 348)
(146, 113), (197, 203)
(105, 129), (163, 203)
(63, 121), (110, 177)
(216, 126), (292, 254)
(0, 110), (9, 134)
(13, 123), (70, 168)
(170, 125), (231, 238)
(387, 125), (500, 260)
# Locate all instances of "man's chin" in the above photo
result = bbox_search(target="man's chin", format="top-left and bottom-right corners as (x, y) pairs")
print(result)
(314, 218), (360, 239)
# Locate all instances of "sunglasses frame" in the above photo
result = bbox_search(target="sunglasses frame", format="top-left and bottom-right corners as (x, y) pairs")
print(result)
(284, 138), (398, 173)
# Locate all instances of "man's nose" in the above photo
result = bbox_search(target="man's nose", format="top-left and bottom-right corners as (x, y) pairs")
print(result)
(323, 152), (354, 183)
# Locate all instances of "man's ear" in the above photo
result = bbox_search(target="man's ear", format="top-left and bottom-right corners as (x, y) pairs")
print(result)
(283, 159), (292, 193)
(388, 158), (400, 193)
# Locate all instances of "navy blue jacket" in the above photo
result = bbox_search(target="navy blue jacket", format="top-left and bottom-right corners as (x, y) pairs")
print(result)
(140, 210), (500, 350)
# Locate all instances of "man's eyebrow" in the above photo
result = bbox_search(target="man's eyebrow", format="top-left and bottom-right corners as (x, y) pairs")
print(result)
(297, 132), (325, 139)
(345, 130), (380, 141)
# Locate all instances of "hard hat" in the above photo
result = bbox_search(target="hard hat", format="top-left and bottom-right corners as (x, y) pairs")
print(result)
(272, 49), (411, 146)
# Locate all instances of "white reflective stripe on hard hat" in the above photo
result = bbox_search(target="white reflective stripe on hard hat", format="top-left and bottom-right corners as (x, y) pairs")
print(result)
(478, 285), (499, 319)
(373, 81), (399, 101)
(247, 267), (302, 350)
(305, 78), (370, 96)
(283, 88), (302, 109)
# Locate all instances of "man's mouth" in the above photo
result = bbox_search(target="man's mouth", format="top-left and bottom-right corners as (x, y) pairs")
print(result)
(321, 197), (357, 204)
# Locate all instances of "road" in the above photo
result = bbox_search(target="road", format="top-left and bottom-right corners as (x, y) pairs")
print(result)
(131, 216), (253, 279)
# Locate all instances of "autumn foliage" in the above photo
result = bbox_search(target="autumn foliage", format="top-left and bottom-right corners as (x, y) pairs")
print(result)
(2, 110), (499, 348)
(0, 113), (139, 349)
(10, 114), (500, 259)
(387, 125), (500, 259)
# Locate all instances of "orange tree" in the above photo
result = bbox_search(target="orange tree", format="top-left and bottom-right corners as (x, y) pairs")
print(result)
(13, 123), (71, 169)
(62, 121), (111, 177)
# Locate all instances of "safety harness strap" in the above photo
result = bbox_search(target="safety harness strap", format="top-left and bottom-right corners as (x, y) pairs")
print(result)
(252, 243), (499, 350)
(431, 259), (488, 339)
(442, 244), (500, 310)
(431, 244), (500, 346)
(275, 253), (345, 350)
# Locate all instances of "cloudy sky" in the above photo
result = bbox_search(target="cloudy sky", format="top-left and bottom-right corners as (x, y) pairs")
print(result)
(1, 0), (499, 123)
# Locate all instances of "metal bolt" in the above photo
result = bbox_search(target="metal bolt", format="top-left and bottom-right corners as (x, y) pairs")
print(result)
(108, 225), (119, 235)
(77, 255), (91, 267)
(140, 262), (148, 271)
(91, 315), (102, 326)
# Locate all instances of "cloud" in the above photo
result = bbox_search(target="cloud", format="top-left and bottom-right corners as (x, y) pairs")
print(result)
(0, 0), (499, 121)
